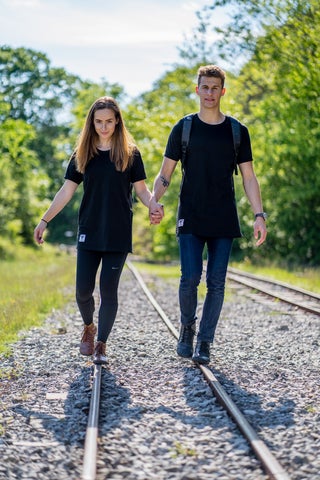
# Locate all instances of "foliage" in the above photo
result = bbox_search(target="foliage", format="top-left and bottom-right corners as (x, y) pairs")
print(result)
(0, 117), (40, 242)
(243, 5), (320, 265)
(0, 46), (77, 245)
(178, 0), (320, 265)
(0, 45), (79, 125)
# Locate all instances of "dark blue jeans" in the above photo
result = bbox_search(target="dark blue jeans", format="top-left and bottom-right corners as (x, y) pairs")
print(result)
(178, 234), (233, 343)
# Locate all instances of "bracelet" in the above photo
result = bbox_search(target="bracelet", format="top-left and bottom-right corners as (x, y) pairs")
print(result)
(41, 218), (48, 225)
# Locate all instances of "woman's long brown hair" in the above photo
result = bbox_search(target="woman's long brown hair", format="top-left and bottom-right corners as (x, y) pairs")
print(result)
(74, 96), (135, 173)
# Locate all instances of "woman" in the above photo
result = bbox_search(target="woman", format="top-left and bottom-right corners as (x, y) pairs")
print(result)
(34, 96), (163, 364)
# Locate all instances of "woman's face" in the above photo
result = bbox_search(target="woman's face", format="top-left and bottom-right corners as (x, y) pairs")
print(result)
(93, 108), (118, 145)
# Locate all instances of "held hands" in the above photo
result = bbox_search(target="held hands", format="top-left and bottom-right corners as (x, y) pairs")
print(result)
(149, 196), (164, 225)
(254, 217), (267, 246)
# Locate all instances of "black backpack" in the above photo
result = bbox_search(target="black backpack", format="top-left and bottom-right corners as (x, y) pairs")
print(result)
(181, 114), (241, 175)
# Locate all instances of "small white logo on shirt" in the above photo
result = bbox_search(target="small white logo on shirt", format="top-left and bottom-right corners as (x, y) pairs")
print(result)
(178, 219), (184, 227)
(79, 234), (86, 242)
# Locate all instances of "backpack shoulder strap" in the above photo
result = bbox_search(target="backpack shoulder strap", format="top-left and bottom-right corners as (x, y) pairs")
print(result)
(181, 114), (194, 168)
(228, 115), (242, 175)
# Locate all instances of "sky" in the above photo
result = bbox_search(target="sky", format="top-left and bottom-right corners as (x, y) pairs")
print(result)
(0, 0), (226, 98)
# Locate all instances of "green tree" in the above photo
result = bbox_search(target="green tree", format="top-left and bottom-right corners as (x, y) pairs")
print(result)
(246, 4), (320, 265)
(0, 45), (81, 197)
(0, 45), (78, 125)
(0, 117), (45, 245)
(180, 0), (320, 265)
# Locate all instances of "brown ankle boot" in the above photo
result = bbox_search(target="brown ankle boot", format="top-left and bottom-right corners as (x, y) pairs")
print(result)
(93, 341), (107, 364)
(80, 323), (97, 356)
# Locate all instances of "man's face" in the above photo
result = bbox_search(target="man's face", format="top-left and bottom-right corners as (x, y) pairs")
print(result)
(196, 76), (225, 109)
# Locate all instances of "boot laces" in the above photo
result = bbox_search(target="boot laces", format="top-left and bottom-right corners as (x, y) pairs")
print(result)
(180, 325), (194, 343)
(81, 324), (95, 344)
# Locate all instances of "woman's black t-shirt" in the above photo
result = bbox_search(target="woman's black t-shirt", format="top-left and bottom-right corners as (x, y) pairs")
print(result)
(64, 149), (146, 252)
(164, 115), (253, 238)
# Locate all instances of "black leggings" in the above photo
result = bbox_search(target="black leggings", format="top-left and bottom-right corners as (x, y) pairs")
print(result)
(76, 250), (127, 343)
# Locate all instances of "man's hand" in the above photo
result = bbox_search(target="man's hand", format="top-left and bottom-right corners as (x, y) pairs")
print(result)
(254, 218), (267, 246)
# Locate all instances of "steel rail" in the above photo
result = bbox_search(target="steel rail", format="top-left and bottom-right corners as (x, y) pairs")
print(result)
(199, 365), (290, 480)
(228, 267), (320, 301)
(227, 271), (320, 315)
(127, 260), (291, 480)
(82, 364), (102, 480)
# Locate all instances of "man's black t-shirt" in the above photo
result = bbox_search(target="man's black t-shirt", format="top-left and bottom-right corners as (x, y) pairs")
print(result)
(64, 149), (146, 252)
(164, 115), (253, 238)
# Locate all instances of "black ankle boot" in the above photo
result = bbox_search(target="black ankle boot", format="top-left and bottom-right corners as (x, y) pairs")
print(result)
(177, 323), (196, 358)
(192, 340), (210, 365)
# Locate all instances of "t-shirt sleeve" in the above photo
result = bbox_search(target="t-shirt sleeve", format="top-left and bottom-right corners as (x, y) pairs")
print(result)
(164, 120), (183, 162)
(64, 155), (83, 184)
(237, 124), (253, 165)
(130, 149), (147, 183)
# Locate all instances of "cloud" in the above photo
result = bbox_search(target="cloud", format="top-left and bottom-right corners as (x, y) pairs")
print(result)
(1, 0), (208, 47)
(0, 0), (213, 96)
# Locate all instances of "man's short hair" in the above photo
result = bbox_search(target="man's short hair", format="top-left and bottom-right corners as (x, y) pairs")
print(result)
(197, 65), (226, 88)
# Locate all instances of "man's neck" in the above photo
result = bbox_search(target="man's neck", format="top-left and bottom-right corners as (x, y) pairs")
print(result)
(198, 108), (225, 125)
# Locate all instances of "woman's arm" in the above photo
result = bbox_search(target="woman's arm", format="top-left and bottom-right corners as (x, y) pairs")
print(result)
(34, 179), (79, 244)
(133, 180), (164, 224)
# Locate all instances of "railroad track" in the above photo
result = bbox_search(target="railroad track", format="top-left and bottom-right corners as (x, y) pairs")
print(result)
(81, 261), (295, 480)
(227, 267), (320, 316)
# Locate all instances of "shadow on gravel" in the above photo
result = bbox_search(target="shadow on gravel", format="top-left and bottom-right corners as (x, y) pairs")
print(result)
(151, 364), (295, 438)
(202, 367), (296, 430)
(11, 365), (142, 446)
(98, 368), (143, 435)
(11, 365), (100, 445)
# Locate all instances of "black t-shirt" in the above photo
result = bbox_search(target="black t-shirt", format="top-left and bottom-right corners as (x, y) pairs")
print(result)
(164, 115), (253, 238)
(64, 148), (146, 252)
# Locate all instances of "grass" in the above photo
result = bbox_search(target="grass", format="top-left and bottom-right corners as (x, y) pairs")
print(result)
(171, 441), (198, 458)
(0, 244), (76, 357)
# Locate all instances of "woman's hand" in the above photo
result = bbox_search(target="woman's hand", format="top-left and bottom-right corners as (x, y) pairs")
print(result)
(149, 197), (164, 225)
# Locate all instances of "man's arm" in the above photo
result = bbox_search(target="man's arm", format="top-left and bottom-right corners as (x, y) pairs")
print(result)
(239, 161), (267, 246)
(152, 156), (177, 201)
(149, 157), (177, 223)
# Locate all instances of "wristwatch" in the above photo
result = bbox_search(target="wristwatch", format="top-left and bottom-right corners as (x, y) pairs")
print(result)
(255, 212), (268, 221)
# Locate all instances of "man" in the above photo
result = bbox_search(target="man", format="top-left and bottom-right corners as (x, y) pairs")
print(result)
(149, 65), (267, 365)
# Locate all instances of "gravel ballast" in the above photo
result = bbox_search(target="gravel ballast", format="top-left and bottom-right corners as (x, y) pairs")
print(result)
(0, 261), (319, 480)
